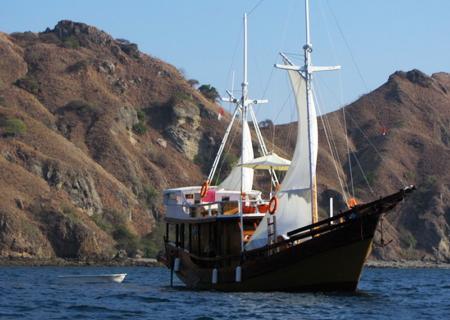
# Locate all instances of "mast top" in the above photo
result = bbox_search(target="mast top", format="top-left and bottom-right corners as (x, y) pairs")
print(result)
(305, 0), (311, 48)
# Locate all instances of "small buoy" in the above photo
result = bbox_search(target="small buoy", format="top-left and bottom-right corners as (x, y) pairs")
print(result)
(174, 258), (181, 272)
(212, 268), (218, 284)
(235, 266), (242, 283)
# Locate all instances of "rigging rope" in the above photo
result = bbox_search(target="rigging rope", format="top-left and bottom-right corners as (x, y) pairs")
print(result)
(271, 78), (294, 151)
(315, 77), (383, 196)
(214, 119), (240, 186)
(254, 0), (295, 120)
(318, 0), (356, 198)
(351, 152), (376, 196)
(312, 84), (350, 203)
(325, 0), (407, 187)
(248, 0), (266, 16)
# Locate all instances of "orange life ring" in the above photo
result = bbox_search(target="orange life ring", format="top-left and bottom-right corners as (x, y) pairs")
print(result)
(268, 196), (278, 214)
(200, 180), (209, 198)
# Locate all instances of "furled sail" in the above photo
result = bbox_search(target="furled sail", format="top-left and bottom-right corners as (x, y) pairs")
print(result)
(246, 59), (318, 250)
(218, 119), (254, 192)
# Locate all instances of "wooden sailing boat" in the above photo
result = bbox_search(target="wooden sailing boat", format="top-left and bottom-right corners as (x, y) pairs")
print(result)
(160, 1), (414, 291)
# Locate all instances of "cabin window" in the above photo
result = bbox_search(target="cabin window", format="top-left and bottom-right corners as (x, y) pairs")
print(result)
(164, 192), (179, 205)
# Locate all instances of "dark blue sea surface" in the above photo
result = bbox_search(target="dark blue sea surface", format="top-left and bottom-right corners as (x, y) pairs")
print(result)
(0, 266), (449, 319)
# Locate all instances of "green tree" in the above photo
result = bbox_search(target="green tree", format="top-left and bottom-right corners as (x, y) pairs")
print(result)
(198, 84), (220, 102)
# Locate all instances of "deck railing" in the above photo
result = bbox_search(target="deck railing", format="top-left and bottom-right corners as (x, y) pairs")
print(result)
(165, 198), (270, 218)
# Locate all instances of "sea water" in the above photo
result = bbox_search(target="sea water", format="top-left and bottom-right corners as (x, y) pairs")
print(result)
(0, 266), (448, 319)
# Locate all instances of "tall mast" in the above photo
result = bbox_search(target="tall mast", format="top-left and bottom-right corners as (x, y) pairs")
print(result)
(275, 0), (341, 224)
(241, 12), (248, 195)
(303, 0), (316, 222)
(238, 13), (249, 252)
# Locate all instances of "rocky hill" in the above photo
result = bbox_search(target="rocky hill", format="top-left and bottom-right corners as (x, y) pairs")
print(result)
(0, 21), (448, 263)
(264, 69), (450, 263)
(0, 21), (228, 260)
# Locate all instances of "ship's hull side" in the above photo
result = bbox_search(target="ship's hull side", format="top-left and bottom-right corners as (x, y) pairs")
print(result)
(163, 186), (415, 292)
(167, 212), (379, 292)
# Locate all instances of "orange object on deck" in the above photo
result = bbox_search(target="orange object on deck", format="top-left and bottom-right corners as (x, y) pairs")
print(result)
(200, 180), (209, 198)
(347, 198), (358, 208)
(257, 204), (269, 213)
(243, 206), (256, 214)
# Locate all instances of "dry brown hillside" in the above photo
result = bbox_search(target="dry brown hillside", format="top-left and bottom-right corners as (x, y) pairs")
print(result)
(263, 69), (450, 263)
(0, 21), (448, 263)
(0, 21), (228, 260)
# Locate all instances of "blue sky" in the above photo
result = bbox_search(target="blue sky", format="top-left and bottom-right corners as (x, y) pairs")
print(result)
(1, 0), (449, 123)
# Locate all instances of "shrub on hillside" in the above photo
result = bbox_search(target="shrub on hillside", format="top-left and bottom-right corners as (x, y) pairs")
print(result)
(132, 122), (147, 135)
(91, 209), (140, 257)
(15, 76), (40, 94)
(113, 224), (139, 257)
(139, 224), (166, 258)
(141, 185), (158, 208)
(198, 84), (220, 102)
(137, 109), (146, 121)
(0, 117), (27, 137)
(171, 91), (193, 105)
(62, 35), (80, 49)
(66, 60), (89, 73)
(64, 100), (99, 117)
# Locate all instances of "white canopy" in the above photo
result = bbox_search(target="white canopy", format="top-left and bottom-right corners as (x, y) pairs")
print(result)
(239, 152), (291, 171)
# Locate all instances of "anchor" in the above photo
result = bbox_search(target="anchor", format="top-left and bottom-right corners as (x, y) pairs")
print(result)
(375, 215), (393, 248)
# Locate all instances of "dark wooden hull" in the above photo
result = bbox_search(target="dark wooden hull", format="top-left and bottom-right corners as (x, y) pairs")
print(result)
(162, 186), (414, 292)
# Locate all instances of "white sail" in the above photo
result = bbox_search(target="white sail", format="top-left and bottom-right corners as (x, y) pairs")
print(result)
(246, 61), (318, 250)
(218, 120), (254, 192)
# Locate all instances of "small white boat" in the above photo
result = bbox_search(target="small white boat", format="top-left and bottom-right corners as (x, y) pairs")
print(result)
(58, 273), (127, 283)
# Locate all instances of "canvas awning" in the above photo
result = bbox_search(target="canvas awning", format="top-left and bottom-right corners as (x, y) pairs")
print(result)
(238, 152), (291, 171)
